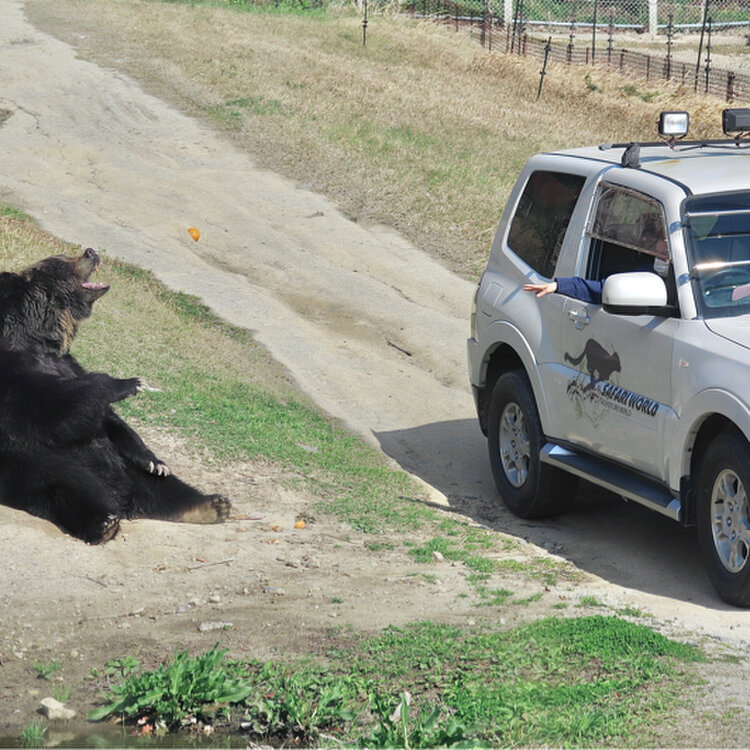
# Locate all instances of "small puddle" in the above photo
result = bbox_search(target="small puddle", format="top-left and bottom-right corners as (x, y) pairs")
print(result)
(0, 726), (250, 748)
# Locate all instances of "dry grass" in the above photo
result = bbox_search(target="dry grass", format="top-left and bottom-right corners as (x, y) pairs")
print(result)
(0, 210), (70, 266)
(27, 0), (731, 277)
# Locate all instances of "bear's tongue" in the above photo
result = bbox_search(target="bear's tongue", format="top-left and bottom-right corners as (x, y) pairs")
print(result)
(82, 281), (109, 290)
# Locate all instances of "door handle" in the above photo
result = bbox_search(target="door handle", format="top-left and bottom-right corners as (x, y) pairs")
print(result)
(567, 307), (590, 329)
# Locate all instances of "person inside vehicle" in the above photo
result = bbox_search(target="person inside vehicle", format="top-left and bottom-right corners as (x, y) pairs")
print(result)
(525, 225), (669, 304)
(524, 256), (670, 303)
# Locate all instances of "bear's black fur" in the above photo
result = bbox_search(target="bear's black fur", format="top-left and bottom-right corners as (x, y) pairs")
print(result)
(0, 248), (231, 543)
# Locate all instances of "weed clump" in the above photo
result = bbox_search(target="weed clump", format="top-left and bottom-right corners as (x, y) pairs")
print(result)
(89, 646), (252, 728)
(89, 616), (702, 746)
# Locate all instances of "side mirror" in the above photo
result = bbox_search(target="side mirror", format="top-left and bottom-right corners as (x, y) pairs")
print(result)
(602, 272), (669, 316)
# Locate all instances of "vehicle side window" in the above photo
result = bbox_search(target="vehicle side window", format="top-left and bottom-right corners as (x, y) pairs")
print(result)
(507, 170), (586, 278)
(586, 185), (668, 281)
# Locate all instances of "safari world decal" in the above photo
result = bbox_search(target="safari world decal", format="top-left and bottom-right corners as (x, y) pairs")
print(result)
(564, 338), (659, 425)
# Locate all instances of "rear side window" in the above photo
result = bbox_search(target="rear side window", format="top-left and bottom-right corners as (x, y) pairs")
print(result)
(507, 170), (586, 278)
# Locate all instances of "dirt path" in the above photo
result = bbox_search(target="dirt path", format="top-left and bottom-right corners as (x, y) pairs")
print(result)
(2, 0), (750, 739)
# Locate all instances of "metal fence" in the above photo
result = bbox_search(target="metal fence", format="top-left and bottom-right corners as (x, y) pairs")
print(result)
(402, 0), (750, 34)
(488, 27), (750, 100)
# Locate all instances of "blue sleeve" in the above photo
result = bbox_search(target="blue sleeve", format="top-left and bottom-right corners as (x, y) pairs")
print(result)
(555, 277), (603, 304)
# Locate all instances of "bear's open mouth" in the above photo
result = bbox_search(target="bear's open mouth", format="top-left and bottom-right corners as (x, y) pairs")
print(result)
(81, 267), (109, 292)
(80, 250), (109, 293)
(82, 280), (110, 291)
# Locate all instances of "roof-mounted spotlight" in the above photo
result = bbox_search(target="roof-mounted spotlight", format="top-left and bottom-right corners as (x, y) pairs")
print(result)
(658, 111), (690, 145)
(722, 108), (750, 139)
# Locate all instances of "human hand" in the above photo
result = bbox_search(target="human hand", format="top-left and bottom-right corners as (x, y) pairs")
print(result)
(523, 281), (558, 298)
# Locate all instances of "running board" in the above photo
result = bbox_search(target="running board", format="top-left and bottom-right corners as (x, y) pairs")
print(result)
(541, 443), (683, 522)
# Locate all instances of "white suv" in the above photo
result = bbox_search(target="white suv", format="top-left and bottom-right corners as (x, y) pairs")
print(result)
(467, 110), (750, 606)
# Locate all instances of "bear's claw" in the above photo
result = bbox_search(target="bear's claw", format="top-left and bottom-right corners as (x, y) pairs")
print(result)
(210, 495), (232, 522)
(147, 460), (170, 477)
(91, 513), (120, 544)
(135, 378), (161, 393)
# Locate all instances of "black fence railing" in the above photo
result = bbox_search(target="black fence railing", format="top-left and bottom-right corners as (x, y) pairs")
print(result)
(495, 29), (750, 100)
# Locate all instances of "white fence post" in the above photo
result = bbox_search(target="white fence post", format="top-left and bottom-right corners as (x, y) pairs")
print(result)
(504, 0), (512, 27)
(648, 0), (658, 37)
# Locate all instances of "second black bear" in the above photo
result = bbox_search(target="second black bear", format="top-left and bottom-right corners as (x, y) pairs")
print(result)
(0, 248), (231, 543)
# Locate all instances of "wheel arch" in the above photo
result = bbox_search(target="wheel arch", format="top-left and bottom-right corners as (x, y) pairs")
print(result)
(476, 325), (546, 436)
(683, 412), (749, 526)
(477, 344), (523, 433)
(689, 415), (740, 475)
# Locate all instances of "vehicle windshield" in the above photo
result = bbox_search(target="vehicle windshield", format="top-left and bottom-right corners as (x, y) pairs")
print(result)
(685, 192), (750, 318)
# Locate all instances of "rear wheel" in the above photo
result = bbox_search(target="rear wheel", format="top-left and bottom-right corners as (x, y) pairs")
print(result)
(697, 430), (750, 606)
(487, 370), (576, 518)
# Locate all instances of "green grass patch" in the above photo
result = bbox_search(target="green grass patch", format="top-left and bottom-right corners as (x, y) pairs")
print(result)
(365, 541), (396, 552)
(409, 522), (496, 563)
(226, 95), (284, 115)
(19, 720), (47, 749)
(409, 535), (465, 563)
(476, 586), (514, 606)
(465, 555), (496, 574)
(578, 595), (607, 609)
(90, 616), (704, 746)
(511, 591), (544, 606)
(0, 205), (31, 220)
(408, 530), (507, 596)
(32, 660), (61, 680)
(408, 524), (579, 600)
(617, 605), (647, 618)
(622, 83), (660, 102)
(495, 556), (580, 587)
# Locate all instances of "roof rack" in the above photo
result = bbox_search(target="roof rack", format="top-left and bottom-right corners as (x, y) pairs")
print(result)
(599, 109), (750, 162)
(599, 139), (750, 151)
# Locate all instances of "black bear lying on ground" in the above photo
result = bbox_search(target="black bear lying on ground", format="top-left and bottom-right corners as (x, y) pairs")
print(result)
(0, 248), (231, 543)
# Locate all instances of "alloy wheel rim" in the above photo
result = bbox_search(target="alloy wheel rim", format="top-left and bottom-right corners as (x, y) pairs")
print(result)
(499, 402), (529, 488)
(711, 468), (750, 573)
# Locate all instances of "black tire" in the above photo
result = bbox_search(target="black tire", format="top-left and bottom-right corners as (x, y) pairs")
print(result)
(487, 370), (577, 518)
(696, 430), (750, 607)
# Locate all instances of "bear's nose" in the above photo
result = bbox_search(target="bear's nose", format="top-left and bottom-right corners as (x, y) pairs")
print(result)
(84, 247), (99, 264)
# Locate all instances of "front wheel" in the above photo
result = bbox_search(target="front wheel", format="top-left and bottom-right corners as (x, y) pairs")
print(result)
(486, 370), (576, 518)
(697, 430), (750, 607)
